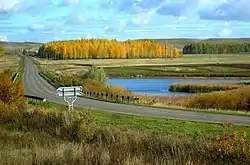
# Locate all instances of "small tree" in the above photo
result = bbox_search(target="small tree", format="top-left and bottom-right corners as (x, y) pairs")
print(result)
(167, 48), (173, 58)
(173, 48), (179, 58)
(84, 66), (108, 84)
(0, 71), (24, 106)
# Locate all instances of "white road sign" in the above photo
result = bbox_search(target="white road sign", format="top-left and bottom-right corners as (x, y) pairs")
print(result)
(56, 86), (82, 97)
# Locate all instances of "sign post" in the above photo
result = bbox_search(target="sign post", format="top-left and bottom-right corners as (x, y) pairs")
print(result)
(56, 86), (82, 110)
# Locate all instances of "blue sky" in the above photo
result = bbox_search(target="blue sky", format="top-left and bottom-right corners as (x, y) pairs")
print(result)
(0, 0), (249, 42)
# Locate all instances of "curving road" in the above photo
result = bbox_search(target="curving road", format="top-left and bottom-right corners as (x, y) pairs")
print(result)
(22, 55), (250, 126)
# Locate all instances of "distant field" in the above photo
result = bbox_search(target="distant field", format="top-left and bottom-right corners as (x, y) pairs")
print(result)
(0, 54), (20, 73)
(0, 41), (41, 52)
(34, 54), (250, 78)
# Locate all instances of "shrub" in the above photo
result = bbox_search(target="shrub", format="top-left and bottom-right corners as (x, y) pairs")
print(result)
(21, 108), (96, 142)
(0, 70), (25, 122)
(82, 79), (108, 92)
(0, 71), (24, 106)
(0, 101), (21, 123)
(83, 66), (108, 84)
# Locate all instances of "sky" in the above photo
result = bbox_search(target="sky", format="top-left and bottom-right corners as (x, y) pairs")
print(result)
(0, 0), (249, 42)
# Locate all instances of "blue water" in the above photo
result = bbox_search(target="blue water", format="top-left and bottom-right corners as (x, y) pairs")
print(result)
(107, 78), (250, 96)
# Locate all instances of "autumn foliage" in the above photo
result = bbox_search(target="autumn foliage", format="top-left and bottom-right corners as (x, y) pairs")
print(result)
(37, 39), (180, 59)
(0, 70), (24, 122)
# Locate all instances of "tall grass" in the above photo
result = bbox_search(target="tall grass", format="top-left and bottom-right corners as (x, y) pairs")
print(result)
(169, 82), (247, 93)
(185, 86), (250, 111)
(1, 105), (250, 165)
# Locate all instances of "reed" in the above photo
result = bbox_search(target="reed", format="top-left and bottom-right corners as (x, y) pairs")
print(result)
(169, 82), (247, 93)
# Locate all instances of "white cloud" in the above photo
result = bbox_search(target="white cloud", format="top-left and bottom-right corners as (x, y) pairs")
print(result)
(28, 24), (45, 31)
(132, 12), (150, 25)
(218, 28), (232, 37)
(63, 0), (80, 5)
(0, 0), (21, 12)
(0, 35), (8, 41)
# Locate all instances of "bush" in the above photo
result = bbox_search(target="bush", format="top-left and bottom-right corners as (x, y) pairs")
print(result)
(0, 101), (21, 123)
(84, 66), (108, 84)
(21, 108), (96, 142)
(82, 79), (131, 95)
(0, 71), (24, 106)
(0, 70), (25, 122)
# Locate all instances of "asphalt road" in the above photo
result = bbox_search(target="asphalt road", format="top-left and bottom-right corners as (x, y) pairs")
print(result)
(22, 55), (250, 126)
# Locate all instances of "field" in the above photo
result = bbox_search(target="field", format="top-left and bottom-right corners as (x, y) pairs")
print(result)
(34, 54), (250, 78)
(1, 99), (250, 164)
(0, 41), (41, 52)
(0, 54), (20, 73)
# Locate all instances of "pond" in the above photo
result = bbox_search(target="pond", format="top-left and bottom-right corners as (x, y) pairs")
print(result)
(107, 78), (250, 96)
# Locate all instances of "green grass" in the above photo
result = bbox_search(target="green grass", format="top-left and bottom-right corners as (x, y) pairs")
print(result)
(27, 99), (250, 139)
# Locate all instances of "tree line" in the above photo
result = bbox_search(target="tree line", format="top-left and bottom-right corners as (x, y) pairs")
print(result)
(37, 39), (180, 59)
(183, 42), (250, 54)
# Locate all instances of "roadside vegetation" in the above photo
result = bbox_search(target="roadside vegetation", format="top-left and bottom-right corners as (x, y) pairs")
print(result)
(1, 70), (250, 165)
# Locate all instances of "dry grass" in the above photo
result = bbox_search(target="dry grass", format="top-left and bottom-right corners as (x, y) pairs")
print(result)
(185, 86), (250, 111)
(0, 55), (20, 73)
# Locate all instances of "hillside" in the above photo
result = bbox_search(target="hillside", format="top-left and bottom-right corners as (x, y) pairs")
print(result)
(0, 41), (42, 52)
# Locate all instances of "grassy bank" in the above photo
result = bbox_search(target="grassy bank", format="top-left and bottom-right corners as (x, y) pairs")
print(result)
(169, 82), (249, 93)
(1, 99), (250, 165)
(28, 100), (250, 138)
